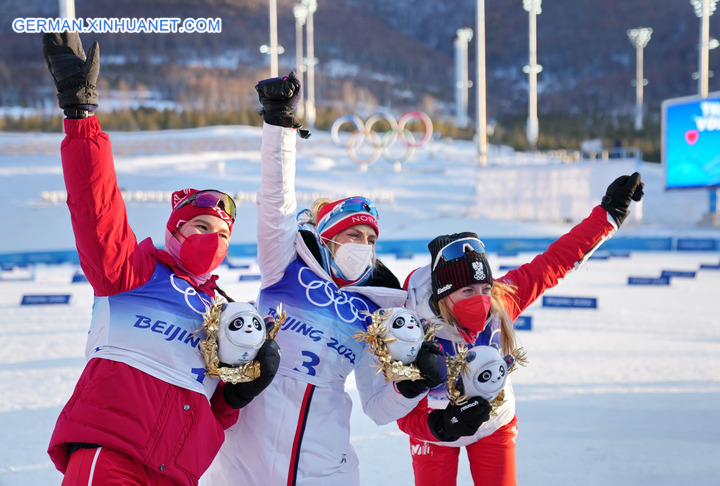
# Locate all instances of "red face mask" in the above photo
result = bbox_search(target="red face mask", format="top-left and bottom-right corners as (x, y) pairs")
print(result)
(450, 295), (492, 332)
(179, 232), (228, 275)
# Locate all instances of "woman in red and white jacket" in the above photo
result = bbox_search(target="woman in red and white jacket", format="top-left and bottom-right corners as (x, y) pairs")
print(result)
(42, 33), (279, 485)
(398, 174), (644, 486)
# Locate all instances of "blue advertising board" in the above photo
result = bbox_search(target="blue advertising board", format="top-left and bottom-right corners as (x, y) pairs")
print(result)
(662, 92), (720, 189)
(542, 296), (597, 309)
(513, 315), (533, 331)
(21, 294), (71, 305)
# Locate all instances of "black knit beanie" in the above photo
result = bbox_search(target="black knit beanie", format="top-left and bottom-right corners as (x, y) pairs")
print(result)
(428, 232), (493, 312)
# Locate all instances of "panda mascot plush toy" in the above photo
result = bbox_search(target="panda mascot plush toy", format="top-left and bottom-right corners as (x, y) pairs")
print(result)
(217, 302), (267, 366)
(459, 344), (516, 401)
(381, 307), (426, 365)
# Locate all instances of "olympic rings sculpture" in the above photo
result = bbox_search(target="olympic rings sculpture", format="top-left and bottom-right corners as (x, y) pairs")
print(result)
(330, 111), (433, 167)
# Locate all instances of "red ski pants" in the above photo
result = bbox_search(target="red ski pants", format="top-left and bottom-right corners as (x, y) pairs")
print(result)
(409, 416), (518, 486)
(61, 446), (171, 486)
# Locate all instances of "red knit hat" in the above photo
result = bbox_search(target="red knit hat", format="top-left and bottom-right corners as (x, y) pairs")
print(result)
(316, 196), (379, 242)
(167, 189), (235, 233)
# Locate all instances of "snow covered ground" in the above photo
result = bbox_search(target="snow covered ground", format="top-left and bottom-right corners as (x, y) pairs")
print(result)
(1, 124), (719, 485)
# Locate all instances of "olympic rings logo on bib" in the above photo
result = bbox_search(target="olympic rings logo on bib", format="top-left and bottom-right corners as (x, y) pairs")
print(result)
(330, 111), (433, 170)
(169, 274), (211, 315)
(297, 267), (371, 324)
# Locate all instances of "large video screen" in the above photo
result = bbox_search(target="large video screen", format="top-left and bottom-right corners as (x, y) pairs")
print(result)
(662, 92), (720, 189)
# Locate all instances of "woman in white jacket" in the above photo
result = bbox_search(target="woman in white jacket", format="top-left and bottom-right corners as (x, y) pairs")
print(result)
(202, 73), (445, 485)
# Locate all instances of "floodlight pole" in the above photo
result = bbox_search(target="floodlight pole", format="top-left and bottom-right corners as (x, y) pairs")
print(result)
(627, 27), (652, 131)
(269, 0), (279, 77)
(302, 0), (317, 130)
(691, 0), (718, 98)
(455, 28), (473, 128)
(293, 4), (307, 119)
(476, 0), (487, 166)
(523, 0), (542, 148)
(59, 0), (75, 18)
(260, 0), (285, 77)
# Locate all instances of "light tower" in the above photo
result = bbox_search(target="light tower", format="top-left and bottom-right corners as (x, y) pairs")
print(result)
(627, 27), (652, 131)
(455, 28), (473, 128)
(293, 4), (308, 119)
(523, 0), (542, 148)
(302, 0), (318, 130)
(691, 0), (719, 97)
(261, 0), (281, 77)
(475, 0), (487, 166)
(59, 0), (75, 18)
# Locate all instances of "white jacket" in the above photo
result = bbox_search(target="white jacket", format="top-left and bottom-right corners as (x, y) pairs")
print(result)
(202, 124), (424, 486)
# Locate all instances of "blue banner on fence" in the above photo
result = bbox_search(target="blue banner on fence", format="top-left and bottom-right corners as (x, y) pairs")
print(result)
(394, 252), (414, 260)
(700, 263), (720, 270)
(238, 275), (261, 281)
(628, 276), (671, 285)
(676, 238), (717, 251)
(5, 237), (720, 267)
(513, 315), (533, 330)
(71, 272), (88, 283)
(542, 296), (597, 308)
(589, 252), (610, 260)
(660, 270), (697, 279)
(226, 261), (251, 270)
(21, 294), (71, 305)
(499, 265), (519, 271)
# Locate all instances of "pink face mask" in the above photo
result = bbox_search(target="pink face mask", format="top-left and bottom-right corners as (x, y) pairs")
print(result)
(178, 232), (228, 275)
(450, 295), (492, 333)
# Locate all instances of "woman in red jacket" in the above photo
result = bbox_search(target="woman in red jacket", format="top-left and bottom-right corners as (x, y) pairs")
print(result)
(42, 33), (279, 485)
(398, 174), (644, 486)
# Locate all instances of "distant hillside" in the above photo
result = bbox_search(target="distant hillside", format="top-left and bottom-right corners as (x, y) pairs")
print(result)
(3, 0), (720, 129)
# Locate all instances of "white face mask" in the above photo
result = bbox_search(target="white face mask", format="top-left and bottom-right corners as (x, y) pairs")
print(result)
(332, 242), (374, 281)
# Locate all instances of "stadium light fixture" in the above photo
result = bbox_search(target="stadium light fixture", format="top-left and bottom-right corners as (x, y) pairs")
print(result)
(627, 27), (652, 131)
(455, 28), (474, 128)
(301, 0), (318, 130)
(522, 0), (542, 148)
(59, 0), (75, 18)
(691, 0), (719, 97)
(475, 0), (488, 166)
(293, 4), (308, 119)
(269, 0), (280, 77)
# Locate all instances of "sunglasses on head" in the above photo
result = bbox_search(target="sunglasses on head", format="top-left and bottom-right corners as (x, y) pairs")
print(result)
(319, 197), (379, 229)
(330, 197), (378, 218)
(432, 237), (486, 271)
(175, 190), (237, 222)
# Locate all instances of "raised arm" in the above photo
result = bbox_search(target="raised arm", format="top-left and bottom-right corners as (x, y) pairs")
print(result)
(255, 73), (308, 288)
(43, 33), (152, 296)
(499, 173), (644, 320)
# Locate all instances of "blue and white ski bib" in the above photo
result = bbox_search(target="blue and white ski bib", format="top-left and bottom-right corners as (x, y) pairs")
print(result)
(258, 258), (378, 388)
(86, 264), (218, 399)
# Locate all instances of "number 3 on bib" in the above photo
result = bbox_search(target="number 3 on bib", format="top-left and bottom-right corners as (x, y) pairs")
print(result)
(294, 350), (320, 376)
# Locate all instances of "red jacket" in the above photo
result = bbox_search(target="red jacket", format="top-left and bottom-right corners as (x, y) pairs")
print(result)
(47, 117), (239, 485)
(397, 206), (616, 442)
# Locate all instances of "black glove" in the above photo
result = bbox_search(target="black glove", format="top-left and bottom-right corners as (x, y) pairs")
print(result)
(427, 396), (492, 442)
(600, 172), (644, 227)
(42, 32), (99, 118)
(396, 341), (447, 399)
(255, 72), (310, 138)
(223, 339), (280, 409)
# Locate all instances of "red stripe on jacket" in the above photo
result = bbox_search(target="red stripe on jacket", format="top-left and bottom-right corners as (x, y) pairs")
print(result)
(287, 384), (316, 486)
